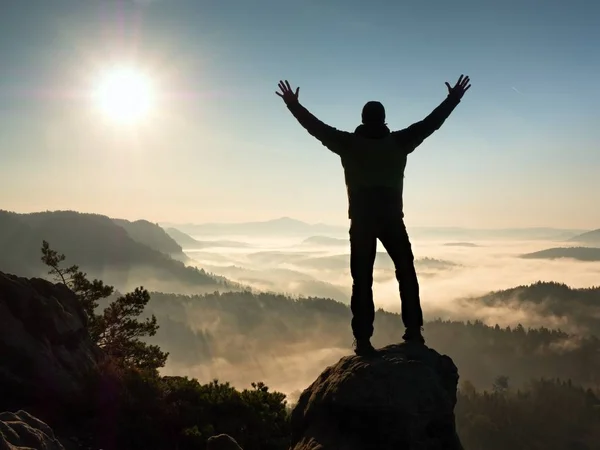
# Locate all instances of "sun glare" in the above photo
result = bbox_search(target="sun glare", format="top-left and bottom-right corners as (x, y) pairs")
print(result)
(93, 67), (154, 124)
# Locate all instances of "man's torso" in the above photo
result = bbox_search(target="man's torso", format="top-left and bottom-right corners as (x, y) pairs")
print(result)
(339, 134), (409, 219)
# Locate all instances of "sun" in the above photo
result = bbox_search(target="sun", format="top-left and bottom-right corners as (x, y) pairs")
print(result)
(93, 67), (154, 124)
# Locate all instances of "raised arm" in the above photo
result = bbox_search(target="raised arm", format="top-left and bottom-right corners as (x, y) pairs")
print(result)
(276, 80), (351, 154)
(394, 75), (471, 151)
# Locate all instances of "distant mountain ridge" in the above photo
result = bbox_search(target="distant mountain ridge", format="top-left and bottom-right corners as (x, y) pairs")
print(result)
(476, 281), (600, 304)
(243, 250), (458, 272)
(521, 247), (600, 262)
(443, 242), (479, 247)
(408, 226), (587, 241)
(165, 227), (250, 249)
(162, 217), (586, 241)
(112, 218), (185, 256)
(0, 210), (233, 294)
(568, 228), (600, 246)
(465, 280), (600, 335)
(161, 217), (345, 237)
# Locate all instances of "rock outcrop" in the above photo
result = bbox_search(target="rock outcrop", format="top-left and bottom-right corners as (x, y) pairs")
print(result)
(0, 272), (100, 416)
(0, 410), (65, 450)
(290, 343), (463, 450)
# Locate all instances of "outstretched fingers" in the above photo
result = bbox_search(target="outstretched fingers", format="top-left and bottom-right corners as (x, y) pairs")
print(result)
(444, 74), (472, 97)
(275, 80), (300, 102)
(276, 80), (288, 97)
(452, 74), (471, 93)
(460, 76), (471, 92)
(454, 74), (466, 88)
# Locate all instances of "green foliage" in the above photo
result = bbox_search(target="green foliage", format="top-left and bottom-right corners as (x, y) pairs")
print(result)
(41, 240), (168, 371)
(96, 288), (167, 370)
(240, 382), (289, 450)
(41, 240), (113, 329)
(456, 377), (600, 450)
(105, 370), (290, 450)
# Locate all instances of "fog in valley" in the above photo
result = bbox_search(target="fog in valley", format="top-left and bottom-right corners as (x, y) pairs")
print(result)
(3, 209), (598, 400)
(181, 229), (600, 329)
(140, 225), (600, 400)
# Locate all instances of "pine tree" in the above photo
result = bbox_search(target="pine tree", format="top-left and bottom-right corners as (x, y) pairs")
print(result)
(41, 240), (168, 371)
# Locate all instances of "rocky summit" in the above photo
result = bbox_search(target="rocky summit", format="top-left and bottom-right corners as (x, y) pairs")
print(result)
(0, 272), (100, 417)
(290, 343), (463, 450)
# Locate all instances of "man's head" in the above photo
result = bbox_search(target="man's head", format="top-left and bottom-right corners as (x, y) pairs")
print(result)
(361, 101), (386, 125)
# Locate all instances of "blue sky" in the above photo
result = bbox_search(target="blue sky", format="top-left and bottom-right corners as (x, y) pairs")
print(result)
(0, 0), (599, 228)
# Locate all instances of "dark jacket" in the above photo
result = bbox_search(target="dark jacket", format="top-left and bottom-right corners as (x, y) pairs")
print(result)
(286, 94), (461, 218)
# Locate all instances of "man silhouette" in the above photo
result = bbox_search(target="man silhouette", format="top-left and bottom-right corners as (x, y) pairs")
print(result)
(276, 75), (471, 355)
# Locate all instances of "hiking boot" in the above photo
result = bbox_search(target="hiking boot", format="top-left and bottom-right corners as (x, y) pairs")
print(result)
(353, 338), (376, 356)
(402, 327), (425, 344)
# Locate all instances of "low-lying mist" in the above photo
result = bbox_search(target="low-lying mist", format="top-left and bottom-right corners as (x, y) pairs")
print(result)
(138, 232), (600, 397)
(146, 288), (600, 399)
(185, 235), (600, 328)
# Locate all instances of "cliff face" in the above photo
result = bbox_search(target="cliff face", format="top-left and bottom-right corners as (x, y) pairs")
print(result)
(290, 343), (463, 450)
(0, 272), (100, 416)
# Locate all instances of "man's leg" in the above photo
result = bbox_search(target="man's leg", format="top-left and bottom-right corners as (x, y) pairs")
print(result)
(349, 218), (378, 350)
(378, 214), (424, 342)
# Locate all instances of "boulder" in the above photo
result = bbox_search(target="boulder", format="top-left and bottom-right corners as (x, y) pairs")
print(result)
(0, 410), (64, 450)
(290, 343), (463, 450)
(0, 272), (100, 416)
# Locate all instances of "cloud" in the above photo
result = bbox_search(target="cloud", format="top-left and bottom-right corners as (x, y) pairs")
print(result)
(148, 235), (600, 396)
(188, 236), (600, 331)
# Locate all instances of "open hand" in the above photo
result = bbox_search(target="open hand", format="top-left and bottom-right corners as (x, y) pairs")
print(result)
(445, 75), (471, 99)
(276, 80), (299, 104)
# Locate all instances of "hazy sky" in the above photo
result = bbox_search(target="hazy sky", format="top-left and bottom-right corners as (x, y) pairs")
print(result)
(1, 0), (599, 228)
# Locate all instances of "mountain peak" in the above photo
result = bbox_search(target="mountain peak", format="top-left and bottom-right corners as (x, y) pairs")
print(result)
(271, 216), (306, 224)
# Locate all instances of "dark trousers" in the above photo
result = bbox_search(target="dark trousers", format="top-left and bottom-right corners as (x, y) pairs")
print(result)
(349, 212), (423, 340)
